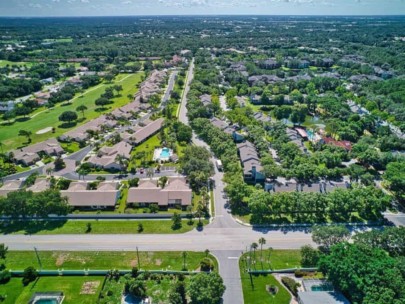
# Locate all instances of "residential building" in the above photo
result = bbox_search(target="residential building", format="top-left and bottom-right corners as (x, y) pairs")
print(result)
(0, 180), (24, 197)
(199, 94), (212, 106)
(209, 117), (234, 135)
(87, 141), (132, 171)
(127, 178), (192, 208)
(27, 178), (51, 192)
(11, 138), (64, 166)
(59, 115), (117, 142)
(237, 141), (265, 183)
(323, 137), (352, 151)
(61, 181), (120, 209)
(124, 118), (165, 145)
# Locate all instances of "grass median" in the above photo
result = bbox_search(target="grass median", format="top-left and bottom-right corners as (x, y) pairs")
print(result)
(0, 219), (209, 235)
(240, 250), (302, 304)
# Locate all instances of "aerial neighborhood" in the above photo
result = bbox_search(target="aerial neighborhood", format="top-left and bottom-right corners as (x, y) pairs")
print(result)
(0, 12), (404, 304)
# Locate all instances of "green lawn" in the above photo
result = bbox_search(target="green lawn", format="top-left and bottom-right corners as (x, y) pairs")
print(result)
(239, 250), (301, 304)
(15, 276), (103, 304)
(6, 251), (218, 271)
(60, 141), (81, 153)
(0, 277), (103, 304)
(240, 250), (302, 271)
(240, 272), (291, 304)
(0, 60), (33, 68)
(43, 38), (73, 43)
(0, 73), (143, 150)
(0, 219), (208, 235)
(0, 278), (25, 304)
(129, 133), (161, 168)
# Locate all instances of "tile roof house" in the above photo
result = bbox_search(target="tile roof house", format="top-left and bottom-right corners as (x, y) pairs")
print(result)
(60, 115), (117, 142)
(127, 178), (192, 207)
(0, 180), (25, 197)
(27, 178), (51, 192)
(199, 94), (212, 106)
(128, 118), (165, 145)
(237, 141), (265, 184)
(11, 138), (64, 166)
(323, 137), (352, 151)
(61, 181), (120, 209)
(210, 117), (234, 135)
(87, 141), (132, 170)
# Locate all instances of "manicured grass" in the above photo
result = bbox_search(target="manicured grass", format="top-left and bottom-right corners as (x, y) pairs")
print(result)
(0, 73), (143, 150)
(239, 250), (301, 304)
(0, 278), (25, 304)
(240, 272), (291, 304)
(6, 251), (218, 271)
(43, 38), (73, 43)
(60, 141), (81, 153)
(129, 133), (161, 168)
(0, 219), (208, 235)
(15, 276), (103, 304)
(0, 60), (33, 68)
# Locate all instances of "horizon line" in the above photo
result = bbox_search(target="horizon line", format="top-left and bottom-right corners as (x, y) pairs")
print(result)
(0, 14), (405, 18)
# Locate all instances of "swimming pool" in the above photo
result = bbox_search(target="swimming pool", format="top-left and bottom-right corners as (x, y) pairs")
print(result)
(160, 147), (171, 159)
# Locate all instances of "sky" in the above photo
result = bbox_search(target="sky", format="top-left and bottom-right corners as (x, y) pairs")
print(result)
(0, 0), (404, 17)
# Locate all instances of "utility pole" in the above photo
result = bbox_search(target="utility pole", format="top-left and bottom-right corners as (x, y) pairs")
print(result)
(34, 247), (42, 271)
(136, 247), (141, 270)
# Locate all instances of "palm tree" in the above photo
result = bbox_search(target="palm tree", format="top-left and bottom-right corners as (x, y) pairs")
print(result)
(251, 242), (258, 267)
(258, 237), (266, 269)
(182, 251), (187, 271)
(76, 105), (88, 119)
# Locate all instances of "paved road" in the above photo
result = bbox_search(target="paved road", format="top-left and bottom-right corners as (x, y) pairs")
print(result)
(2, 228), (314, 251)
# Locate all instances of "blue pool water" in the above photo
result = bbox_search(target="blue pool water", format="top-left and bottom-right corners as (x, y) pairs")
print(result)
(160, 148), (170, 158)
(34, 300), (59, 304)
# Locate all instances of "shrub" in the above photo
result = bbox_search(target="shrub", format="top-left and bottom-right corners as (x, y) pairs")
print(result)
(200, 258), (215, 272)
(281, 276), (300, 296)
(0, 270), (11, 284)
(22, 266), (38, 286)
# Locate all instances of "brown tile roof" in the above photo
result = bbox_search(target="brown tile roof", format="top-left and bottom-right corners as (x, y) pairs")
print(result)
(127, 178), (192, 206)
(0, 180), (24, 197)
(61, 181), (119, 207)
(132, 118), (164, 144)
(27, 178), (50, 192)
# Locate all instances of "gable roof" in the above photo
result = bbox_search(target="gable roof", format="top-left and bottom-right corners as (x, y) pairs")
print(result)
(132, 118), (164, 144)
(127, 178), (192, 206)
(61, 181), (119, 207)
(27, 178), (50, 192)
(0, 180), (25, 197)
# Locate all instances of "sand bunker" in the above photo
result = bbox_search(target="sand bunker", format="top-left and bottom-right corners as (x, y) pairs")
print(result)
(36, 127), (53, 134)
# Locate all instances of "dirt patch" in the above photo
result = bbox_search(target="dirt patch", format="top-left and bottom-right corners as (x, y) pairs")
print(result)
(36, 127), (53, 135)
(130, 260), (138, 267)
(155, 259), (162, 266)
(55, 253), (69, 267)
(80, 281), (100, 295)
